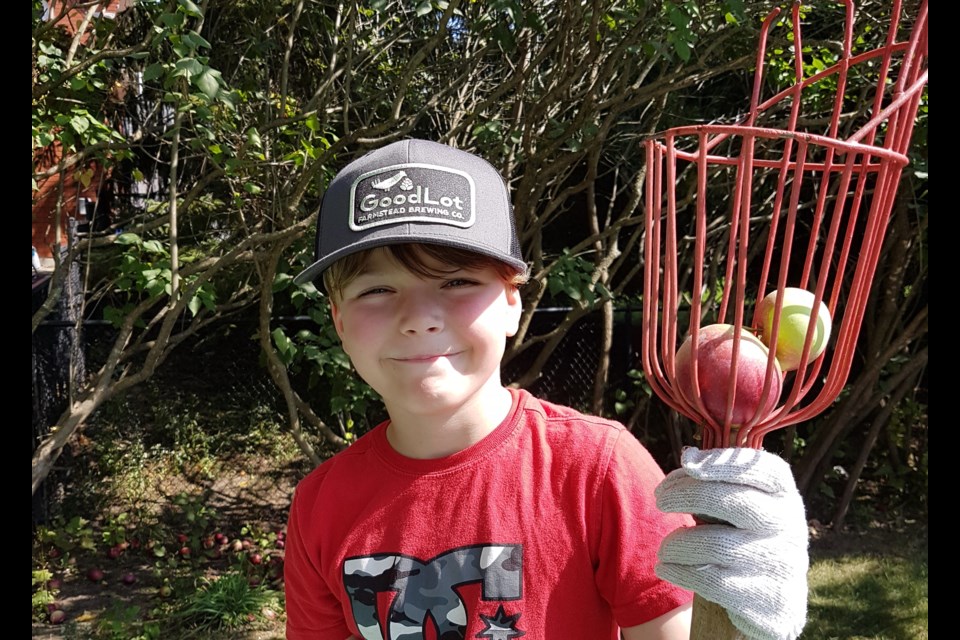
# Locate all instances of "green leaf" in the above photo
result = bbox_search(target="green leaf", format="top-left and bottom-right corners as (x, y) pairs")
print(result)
(160, 11), (185, 28)
(114, 232), (142, 246)
(142, 240), (167, 255)
(672, 36), (691, 62)
(70, 114), (90, 134)
(273, 272), (294, 292)
(173, 57), (204, 78)
(272, 328), (297, 364)
(183, 30), (211, 50)
(595, 282), (613, 301)
(415, 1), (432, 16)
(194, 67), (221, 101)
(177, 0), (203, 17)
(103, 306), (126, 329)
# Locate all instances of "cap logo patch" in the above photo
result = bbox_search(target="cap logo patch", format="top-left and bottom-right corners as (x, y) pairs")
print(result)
(349, 163), (475, 231)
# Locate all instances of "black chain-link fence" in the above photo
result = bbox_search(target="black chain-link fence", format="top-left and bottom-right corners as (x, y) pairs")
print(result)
(32, 289), (658, 526)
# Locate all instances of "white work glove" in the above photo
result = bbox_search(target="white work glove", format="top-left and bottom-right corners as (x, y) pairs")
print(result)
(655, 447), (808, 640)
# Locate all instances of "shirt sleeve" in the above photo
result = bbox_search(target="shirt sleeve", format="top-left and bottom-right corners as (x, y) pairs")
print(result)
(594, 430), (695, 628)
(284, 483), (354, 640)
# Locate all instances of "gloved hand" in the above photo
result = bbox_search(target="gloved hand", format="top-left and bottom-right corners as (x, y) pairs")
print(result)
(654, 446), (809, 640)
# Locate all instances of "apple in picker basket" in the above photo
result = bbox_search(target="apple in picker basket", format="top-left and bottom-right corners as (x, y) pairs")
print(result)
(757, 287), (832, 371)
(675, 323), (783, 426)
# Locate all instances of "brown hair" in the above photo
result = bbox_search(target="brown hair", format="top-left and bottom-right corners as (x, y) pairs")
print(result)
(323, 243), (529, 301)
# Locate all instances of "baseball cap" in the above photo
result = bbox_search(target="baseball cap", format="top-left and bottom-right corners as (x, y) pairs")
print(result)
(292, 139), (527, 286)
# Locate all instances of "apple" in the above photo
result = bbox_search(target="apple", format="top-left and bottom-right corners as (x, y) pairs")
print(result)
(121, 572), (137, 585)
(86, 567), (105, 582)
(675, 323), (783, 426)
(49, 609), (67, 625)
(757, 287), (832, 371)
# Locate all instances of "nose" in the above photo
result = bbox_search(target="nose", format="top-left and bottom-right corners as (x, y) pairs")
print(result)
(398, 290), (444, 335)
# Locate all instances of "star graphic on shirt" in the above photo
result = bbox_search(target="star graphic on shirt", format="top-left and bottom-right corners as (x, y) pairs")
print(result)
(475, 604), (526, 639)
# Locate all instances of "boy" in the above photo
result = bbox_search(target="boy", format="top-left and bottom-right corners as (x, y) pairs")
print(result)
(285, 139), (809, 640)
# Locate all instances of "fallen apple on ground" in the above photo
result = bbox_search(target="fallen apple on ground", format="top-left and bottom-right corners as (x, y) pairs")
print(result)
(675, 323), (783, 426)
(757, 287), (832, 371)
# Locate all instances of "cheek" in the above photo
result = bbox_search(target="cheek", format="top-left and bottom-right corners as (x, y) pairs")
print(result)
(336, 309), (382, 355)
(459, 298), (515, 340)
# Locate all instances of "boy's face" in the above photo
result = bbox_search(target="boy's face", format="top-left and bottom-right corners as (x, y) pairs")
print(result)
(329, 247), (522, 419)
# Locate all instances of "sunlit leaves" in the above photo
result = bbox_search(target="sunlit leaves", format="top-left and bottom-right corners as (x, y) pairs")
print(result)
(546, 249), (613, 308)
(662, 0), (699, 62)
(415, 1), (432, 17)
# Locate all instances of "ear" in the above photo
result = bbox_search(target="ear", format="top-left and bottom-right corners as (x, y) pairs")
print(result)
(330, 301), (347, 342)
(504, 284), (522, 338)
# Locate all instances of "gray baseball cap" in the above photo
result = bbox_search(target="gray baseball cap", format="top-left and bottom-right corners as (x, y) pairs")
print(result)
(292, 139), (527, 286)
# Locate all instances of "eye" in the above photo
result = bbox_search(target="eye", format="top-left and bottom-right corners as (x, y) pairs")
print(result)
(443, 278), (478, 289)
(356, 286), (391, 297)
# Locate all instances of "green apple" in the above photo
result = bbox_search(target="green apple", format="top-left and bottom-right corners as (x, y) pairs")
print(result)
(757, 287), (832, 371)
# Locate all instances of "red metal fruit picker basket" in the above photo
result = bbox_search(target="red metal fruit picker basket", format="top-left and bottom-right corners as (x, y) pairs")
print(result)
(641, 1), (927, 637)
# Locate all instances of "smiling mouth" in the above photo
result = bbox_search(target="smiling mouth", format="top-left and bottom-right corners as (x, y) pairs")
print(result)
(393, 351), (461, 363)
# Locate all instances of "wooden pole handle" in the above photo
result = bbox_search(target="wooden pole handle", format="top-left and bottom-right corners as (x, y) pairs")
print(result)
(690, 594), (748, 640)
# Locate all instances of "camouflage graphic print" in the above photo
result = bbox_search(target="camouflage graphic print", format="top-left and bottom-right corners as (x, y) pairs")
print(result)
(343, 544), (523, 640)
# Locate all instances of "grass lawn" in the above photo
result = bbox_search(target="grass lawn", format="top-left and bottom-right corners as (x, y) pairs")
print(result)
(805, 521), (928, 640)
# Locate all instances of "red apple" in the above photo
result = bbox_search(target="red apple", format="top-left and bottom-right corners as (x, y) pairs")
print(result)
(675, 323), (783, 426)
(121, 572), (137, 585)
(49, 609), (67, 625)
(86, 567), (105, 582)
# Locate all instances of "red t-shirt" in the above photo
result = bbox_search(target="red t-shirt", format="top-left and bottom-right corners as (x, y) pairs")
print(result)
(284, 388), (694, 639)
